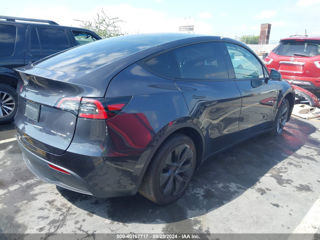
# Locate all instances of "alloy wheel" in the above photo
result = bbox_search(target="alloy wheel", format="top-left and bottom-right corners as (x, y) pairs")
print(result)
(160, 144), (195, 197)
(0, 91), (16, 119)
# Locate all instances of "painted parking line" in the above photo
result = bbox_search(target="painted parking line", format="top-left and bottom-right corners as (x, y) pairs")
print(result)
(0, 137), (16, 145)
(289, 198), (320, 240)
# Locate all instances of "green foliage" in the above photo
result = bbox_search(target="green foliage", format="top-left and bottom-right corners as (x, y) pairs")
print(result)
(240, 35), (259, 44)
(76, 9), (124, 38)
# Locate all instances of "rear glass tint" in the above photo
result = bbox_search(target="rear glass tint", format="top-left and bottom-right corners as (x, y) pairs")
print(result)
(144, 42), (228, 80)
(36, 34), (187, 73)
(273, 40), (320, 57)
(37, 27), (69, 50)
(0, 25), (16, 57)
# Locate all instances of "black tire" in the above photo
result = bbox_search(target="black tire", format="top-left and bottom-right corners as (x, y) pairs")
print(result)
(139, 134), (197, 205)
(270, 98), (290, 136)
(0, 84), (18, 124)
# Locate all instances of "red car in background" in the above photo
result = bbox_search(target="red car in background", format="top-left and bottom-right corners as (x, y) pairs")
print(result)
(265, 36), (320, 96)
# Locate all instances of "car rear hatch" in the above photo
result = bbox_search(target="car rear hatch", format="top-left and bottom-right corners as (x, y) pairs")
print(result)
(15, 67), (107, 155)
(15, 34), (195, 155)
(14, 36), (150, 155)
(272, 39), (320, 79)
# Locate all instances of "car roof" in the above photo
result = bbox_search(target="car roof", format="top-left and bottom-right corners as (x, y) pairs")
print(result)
(22, 33), (247, 78)
(0, 19), (101, 38)
(17, 33), (251, 97)
(281, 36), (320, 41)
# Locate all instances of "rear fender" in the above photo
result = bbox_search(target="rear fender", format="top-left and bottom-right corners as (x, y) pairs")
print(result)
(0, 67), (20, 88)
(134, 119), (205, 190)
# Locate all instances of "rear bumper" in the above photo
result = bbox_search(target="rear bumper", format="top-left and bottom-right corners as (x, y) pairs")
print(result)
(19, 138), (93, 195)
(280, 75), (320, 90)
(17, 136), (139, 198)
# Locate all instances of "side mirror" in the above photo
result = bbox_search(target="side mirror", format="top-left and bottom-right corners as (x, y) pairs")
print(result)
(270, 69), (282, 81)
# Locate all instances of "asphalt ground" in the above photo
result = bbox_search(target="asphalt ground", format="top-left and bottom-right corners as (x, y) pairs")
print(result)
(0, 117), (320, 239)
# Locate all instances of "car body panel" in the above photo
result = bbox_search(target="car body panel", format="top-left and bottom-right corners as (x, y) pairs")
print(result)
(15, 34), (294, 198)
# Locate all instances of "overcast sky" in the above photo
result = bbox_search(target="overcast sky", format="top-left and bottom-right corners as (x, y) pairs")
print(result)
(2, 0), (320, 43)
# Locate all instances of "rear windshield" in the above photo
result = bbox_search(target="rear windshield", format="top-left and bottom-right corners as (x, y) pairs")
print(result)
(35, 34), (187, 73)
(273, 40), (320, 57)
(0, 25), (16, 57)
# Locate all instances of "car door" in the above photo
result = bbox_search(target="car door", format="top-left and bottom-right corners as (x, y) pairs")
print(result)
(170, 42), (242, 154)
(225, 43), (279, 131)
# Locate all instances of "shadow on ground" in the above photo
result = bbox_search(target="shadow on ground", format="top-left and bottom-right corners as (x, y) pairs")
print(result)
(58, 118), (318, 224)
(0, 123), (15, 132)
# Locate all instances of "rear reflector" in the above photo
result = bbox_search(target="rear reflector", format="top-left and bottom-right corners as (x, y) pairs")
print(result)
(48, 164), (70, 175)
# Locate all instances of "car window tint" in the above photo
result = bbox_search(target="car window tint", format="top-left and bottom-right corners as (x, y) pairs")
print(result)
(35, 34), (183, 73)
(37, 27), (69, 50)
(72, 31), (98, 45)
(175, 43), (228, 79)
(144, 50), (180, 78)
(0, 25), (16, 57)
(30, 28), (40, 50)
(226, 43), (264, 79)
(273, 40), (320, 57)
(144, 42), (228, 80)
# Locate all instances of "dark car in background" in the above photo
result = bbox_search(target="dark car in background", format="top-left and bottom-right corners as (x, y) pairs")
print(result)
(265, 36), (320, 96)
(15, 34), (294, 204)
(0, 16), (101, 123)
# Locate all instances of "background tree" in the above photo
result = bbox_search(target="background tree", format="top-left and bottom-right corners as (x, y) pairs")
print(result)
(76, 9), (124, 38)
(240, 35), (259, 44)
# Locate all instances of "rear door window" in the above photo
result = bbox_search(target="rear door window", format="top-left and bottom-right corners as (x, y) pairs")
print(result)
(72, 31), (98, 45)
(0, 24), (16, 57)
(273, 40), (320, 57)
(37, 27), (70, 51)
(144, 42), (229, 80)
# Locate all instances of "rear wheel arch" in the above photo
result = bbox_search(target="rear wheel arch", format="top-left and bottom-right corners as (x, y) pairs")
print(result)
(0, 74), (19, 89)
(137, 125), (205, 189)
(138, 132), (199, 204)
(173, 127), (204, 169)
(284, 92), (294, 121)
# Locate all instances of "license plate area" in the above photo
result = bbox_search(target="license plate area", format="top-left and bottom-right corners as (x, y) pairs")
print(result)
(25, 101), (40, 122)
(279, 64), (303, 74)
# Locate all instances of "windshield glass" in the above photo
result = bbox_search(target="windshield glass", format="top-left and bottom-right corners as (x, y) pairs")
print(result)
(273, 40), (320, 57)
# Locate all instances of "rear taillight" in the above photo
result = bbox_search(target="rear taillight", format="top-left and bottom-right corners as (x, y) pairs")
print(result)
(56, 97), (81, 115)
(79, 98), (108, 119)
(314, 61), (320, 69)
(56, 97), (130, 120)
(264, 56), (273, 65)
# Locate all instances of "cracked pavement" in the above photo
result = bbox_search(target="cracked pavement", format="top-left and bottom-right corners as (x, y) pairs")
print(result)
(0, 117), (320, 236)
